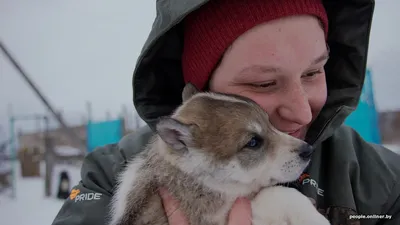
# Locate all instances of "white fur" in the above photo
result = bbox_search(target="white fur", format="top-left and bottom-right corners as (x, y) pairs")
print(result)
(109, 156), (145, 225)
(267, 145), (310, 183)
(175, 150), (263, 196)
(208, 198), (236, 225)
(252, 186), (330, 225)
(248, 121), (263, 134)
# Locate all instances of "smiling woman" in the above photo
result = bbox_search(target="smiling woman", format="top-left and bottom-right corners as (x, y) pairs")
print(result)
(208, 15), (329, 141)
(51, 0), (400, 225)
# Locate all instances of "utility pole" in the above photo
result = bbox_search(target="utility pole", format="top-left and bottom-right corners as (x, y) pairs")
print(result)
(0, 40), (86, 153)
(7, 103), (17, 198)
(86, 101), (92, 123)
(120, 104), (129, 131)
(43, 116), (54, 197)
(106, 111), (111, 121)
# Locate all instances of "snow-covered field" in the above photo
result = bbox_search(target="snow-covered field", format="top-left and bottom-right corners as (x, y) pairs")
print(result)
(0, 161), (81, 225)
(384, 144), (400, 155)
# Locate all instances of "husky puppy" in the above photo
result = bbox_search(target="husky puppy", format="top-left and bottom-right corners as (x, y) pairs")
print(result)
(108, 83), (330, 225)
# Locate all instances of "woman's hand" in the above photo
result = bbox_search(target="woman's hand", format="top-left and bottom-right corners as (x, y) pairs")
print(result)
(159, 188), (252, 225)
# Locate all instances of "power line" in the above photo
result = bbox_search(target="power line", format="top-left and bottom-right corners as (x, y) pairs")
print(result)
(0, 40), (86, 153)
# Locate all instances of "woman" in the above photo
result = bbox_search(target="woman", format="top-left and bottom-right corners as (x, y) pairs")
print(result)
(52, 0), (400, 224)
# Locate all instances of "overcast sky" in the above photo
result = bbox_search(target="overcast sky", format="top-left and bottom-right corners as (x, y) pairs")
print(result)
(1, 0), (400, 138)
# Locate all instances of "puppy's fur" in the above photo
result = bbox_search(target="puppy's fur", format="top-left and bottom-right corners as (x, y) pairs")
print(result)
(108, 83), (330, 225)
(252, 186), (330, 225)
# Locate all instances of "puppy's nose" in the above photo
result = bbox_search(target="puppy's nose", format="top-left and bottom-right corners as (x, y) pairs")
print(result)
(298, 143), (314, 160)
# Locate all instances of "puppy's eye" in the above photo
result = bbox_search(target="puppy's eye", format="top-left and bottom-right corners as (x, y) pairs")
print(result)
(244, 135), (263, 149)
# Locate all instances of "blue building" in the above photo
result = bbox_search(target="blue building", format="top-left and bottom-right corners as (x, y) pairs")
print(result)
(86, 118), (124, 152)
(344, 69), (381, 144)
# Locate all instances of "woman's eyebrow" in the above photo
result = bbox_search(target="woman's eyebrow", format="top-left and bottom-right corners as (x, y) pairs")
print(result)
(239, 65), (281, 75)
(312, 50), (330, 65)
(238, 50), (330, 76)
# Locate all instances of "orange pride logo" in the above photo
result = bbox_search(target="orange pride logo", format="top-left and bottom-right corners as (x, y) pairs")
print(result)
(299, 173), (310, 183)
(69, 188), (103, 202)
(69, 189), (80, 200)
(298, 173), (324, 197)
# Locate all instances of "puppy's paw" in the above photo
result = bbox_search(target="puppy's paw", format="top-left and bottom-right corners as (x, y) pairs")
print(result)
(251, 186), (330, 225)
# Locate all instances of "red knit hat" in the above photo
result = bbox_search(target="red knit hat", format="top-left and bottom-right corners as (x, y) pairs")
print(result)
(182, 0), (329, 90)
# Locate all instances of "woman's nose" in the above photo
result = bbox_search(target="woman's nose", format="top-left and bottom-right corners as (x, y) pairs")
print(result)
(277, 85), (312, 126)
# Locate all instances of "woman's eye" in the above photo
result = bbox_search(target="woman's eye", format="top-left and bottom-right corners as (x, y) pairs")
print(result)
(303, 69), (323, 78)
(251, 81), (276, 88)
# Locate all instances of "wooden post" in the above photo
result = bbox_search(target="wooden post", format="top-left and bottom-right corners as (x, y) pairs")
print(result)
(86, 101), (92, 123)
(43, 116), (54, 197)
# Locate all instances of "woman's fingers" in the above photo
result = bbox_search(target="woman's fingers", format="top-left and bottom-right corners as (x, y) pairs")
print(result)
(159, 187), (189, 225)
(160, 187), (252, 225)
(228, 197), (253, 225)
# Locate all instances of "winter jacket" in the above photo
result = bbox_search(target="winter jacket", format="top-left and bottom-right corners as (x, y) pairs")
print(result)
(52, 0), (400, 224)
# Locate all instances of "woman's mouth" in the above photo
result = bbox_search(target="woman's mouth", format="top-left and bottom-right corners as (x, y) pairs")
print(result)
(287, 129), (302, 138)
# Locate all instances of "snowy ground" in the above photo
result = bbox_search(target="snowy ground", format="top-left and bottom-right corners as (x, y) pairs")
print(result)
(0, 161), (81, 225)
(384, 144), (400, 155)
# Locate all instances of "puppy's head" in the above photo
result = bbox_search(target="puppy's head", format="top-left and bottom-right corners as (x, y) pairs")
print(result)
(156, 83), (313, 195)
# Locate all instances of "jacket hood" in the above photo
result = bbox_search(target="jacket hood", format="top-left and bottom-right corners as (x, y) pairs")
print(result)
(132, 0), (374, 146)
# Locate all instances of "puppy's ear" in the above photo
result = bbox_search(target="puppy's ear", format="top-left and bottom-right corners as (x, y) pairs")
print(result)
(182, 83), (199, 102)
(156, 117), (193, 151)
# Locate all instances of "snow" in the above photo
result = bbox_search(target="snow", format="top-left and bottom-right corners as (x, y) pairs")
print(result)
(54, 145), (83, 157)
(384, 144), (400, 155)
(0, 161), (11, 174)
(0, 161), (81, 225)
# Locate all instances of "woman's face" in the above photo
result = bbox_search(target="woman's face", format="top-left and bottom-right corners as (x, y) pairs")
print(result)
(209, 15), (328, 140)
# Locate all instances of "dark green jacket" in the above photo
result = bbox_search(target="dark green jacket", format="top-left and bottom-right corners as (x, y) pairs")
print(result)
(52, 0), (400, 225)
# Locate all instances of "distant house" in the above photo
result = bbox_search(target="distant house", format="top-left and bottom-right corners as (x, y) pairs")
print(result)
(379, 110), (400, 146)
(17, 124), (87, 156)
(16, 118), (131, 158)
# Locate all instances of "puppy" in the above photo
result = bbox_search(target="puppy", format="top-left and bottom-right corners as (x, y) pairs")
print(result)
(108, 83), (330, 225)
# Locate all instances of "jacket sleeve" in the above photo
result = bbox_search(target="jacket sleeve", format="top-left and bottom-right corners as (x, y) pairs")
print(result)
(51, 143), (128, 225)
(380, 181), (400, 225)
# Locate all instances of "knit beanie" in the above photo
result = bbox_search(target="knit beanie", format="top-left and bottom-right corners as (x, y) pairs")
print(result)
(182, 0), (329, 90)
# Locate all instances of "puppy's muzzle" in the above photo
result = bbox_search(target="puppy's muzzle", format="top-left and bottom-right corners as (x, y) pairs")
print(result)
(298, 143), (314, 160)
